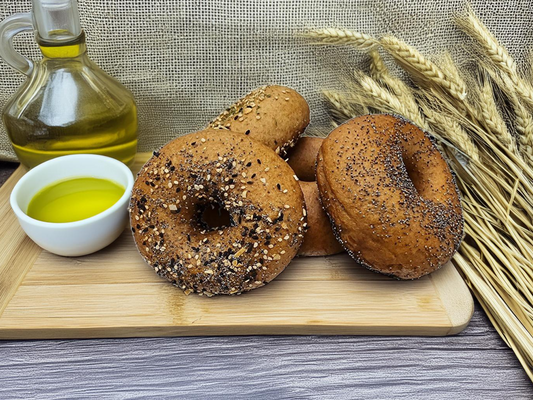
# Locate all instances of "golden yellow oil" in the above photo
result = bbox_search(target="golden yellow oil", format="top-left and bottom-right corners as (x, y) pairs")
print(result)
(3, 33), (138, 169)
(38, 31), (85, 59)
(27, 177), (125, 223)
(7, 106), (138, 169)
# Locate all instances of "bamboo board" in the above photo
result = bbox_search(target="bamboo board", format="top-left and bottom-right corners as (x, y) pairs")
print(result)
(0, 153), (473, 339)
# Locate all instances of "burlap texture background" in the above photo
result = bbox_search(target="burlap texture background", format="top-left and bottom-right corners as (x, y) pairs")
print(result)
(0, 0), (531, 161)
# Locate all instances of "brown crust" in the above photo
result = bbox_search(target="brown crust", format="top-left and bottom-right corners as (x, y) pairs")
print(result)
(208, 85), (310, 156)
(129, 129), (306, 296)
(288, 137), (344, 256)
(297, 181), (344, 257)
(316, 114), (463, 280)
(287, 137), (323, 182)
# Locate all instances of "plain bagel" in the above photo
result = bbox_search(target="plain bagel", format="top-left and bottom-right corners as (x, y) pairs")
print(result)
(287, 136), (323, 182)
(298, 180), (344, 256)
(288, 137), (344, 257)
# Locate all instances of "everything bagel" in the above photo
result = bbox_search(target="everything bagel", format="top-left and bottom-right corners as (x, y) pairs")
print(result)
(130, 129), (307, 296)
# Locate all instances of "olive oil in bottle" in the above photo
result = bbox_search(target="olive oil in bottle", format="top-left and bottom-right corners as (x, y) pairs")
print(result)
(0, 0), (138, 168)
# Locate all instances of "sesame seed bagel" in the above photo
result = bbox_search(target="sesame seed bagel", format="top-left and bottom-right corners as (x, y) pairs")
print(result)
(316, 114), (463, 279)
(209, 85), (310, 156)
(130, 129), (306, 296)
(298, 181), (344, 257)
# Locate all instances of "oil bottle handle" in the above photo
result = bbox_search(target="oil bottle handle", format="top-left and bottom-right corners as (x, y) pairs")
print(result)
(0, 12), (34, 76)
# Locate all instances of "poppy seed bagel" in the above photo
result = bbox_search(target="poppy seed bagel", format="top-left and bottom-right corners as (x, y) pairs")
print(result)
(316, 114), (463, 279)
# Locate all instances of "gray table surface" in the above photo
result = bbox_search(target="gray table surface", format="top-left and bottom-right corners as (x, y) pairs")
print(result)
(0, 162), (531, 399)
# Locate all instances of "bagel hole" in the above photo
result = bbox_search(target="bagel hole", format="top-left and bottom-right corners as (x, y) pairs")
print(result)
(402, 154), (423, 197)
(199, 202), (233, 230)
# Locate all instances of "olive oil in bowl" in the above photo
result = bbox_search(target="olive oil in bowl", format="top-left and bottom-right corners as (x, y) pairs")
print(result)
(27, 177), (125, 223)
(10, 154), (134, 256)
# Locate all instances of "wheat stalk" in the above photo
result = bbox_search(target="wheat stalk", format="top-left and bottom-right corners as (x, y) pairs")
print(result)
(456, 251), (533, 381)
(456, 8), (533, 110)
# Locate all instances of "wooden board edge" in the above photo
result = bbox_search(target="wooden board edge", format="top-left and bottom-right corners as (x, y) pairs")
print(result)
(0, 166), (43, 317)
(0, 323), (456, 340)
(0, 236), (42, 317)
(429, 261), (474, 336)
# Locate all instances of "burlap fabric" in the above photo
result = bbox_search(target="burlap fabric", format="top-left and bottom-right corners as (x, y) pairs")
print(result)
(0, 0), (531, 161)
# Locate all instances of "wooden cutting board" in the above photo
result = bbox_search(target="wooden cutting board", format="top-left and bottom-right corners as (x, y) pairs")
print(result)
(0, 153), (473, 339)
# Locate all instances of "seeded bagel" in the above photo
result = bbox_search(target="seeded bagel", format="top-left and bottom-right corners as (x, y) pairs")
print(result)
(130, 129), (306, 296)
(316, 114), (463, 279)
(209, 85), (310, 155)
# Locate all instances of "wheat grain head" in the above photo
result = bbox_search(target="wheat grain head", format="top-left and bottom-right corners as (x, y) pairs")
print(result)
(304, 28), (378, 49)
(480, 64), (533, 166)
(367, 50), (427, 127)
(419, 102), (480, 162)
(456, 7), (533, 110)
(379, 35), (468, 103)
(354, 74), (427, 128)
(478, 80), (516, 151)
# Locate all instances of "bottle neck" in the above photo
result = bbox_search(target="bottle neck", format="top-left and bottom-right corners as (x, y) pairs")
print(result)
(38, 31), (87, 59)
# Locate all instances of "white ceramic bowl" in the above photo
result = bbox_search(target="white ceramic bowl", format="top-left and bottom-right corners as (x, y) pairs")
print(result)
(10, 154), (134, 257)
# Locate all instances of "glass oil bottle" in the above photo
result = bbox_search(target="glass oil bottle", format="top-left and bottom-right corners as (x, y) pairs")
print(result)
(0, 0), (138, 168)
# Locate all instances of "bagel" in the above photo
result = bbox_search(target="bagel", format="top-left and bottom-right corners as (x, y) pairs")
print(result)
(286, 137), (344, 256)
(316, 114), (463, 279)
(209, 85), (310, 155)
(130, 129), (307, 296)
(287, 136), (323, 182)
(298, 181), (344, 256)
